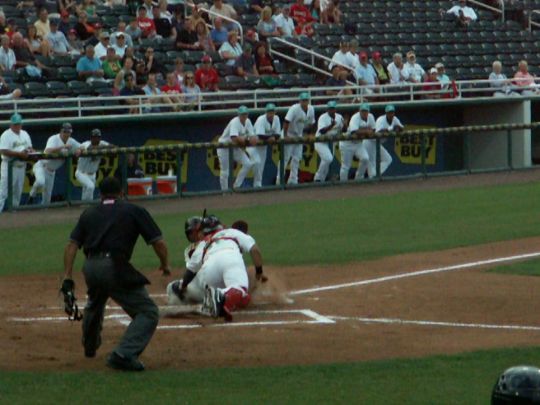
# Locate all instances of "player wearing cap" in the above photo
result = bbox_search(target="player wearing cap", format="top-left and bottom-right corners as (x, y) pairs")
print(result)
(217, 106), (256, 190)
(28, 123), (82, 205)
(249, 103), (281, 188)
(370, 105), (403, 177)
(313, 100), (344, 182)
(0, 114), (34, 212)
(278, 92), (316, 185)
(340, 103), (373, 181)
(75, 128), (111, 201)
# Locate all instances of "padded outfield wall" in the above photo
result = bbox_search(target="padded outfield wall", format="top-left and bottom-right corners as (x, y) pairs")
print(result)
(15, 98), (534, 200)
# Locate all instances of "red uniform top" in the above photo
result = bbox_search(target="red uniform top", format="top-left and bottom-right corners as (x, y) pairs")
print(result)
(137, 17), (156, 37)
(195, 67), (219, 90)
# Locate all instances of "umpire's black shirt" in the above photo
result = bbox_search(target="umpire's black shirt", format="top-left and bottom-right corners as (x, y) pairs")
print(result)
(70, 199), (162, 261)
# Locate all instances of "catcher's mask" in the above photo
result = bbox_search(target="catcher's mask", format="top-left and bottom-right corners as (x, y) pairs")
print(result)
(185, 216), (202, 242)
(201, 214), (222, 235)
(492, 365), (540, 404)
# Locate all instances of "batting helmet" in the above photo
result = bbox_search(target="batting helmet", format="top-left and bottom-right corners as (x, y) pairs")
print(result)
(184, 216), (202, 242)
(201, 214), (222, 235)
(492, 366), (540, 404)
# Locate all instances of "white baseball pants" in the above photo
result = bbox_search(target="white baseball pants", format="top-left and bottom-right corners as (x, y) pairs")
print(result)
(339, 141), (370, 181)
(75, 170), (97, 201)
(314, 142), (334, 182)
(217, 147), (254, 190)
(29, 161), (55, 204)
(0, 161), (26, 212)
(276, 144), (303, 185)
(363, 139), (393, 177)
(246, 145), (266, 188)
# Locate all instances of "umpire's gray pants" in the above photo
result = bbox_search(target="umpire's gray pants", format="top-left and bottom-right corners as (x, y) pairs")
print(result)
(82, 257), (159, 360)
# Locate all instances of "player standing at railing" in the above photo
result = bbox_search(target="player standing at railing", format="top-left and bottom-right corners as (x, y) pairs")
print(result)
(75, 128), (111, 201)
(313, 100), (344, 182)
(369, 105), (404, 177)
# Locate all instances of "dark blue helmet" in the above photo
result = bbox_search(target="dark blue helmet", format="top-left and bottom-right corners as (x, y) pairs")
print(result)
(201, 214), (222, 235)
(492, 366), (540, 404)
(184, 216), (202, 242)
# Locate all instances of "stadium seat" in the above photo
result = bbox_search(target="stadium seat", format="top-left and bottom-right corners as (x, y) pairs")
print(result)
(24, 82), (48, 98)
(45, 81), (70, 97)
(58, 67), (78, 82)
(67, 80), (93, 96)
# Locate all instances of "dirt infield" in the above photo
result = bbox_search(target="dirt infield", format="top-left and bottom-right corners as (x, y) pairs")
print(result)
(2, 236), (540, 371)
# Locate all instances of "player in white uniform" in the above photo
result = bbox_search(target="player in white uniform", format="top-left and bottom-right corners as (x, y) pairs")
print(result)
(0, 114), (33, 212)
(313, 100), (344, 182)
(370, 104), (403, 177)
(28, 123), (82, 205)
(167, 214), (265, 322)
(75, 128), (110, 201)
(249, 103), (281, 188)
(278, 92), (316, 185)
(217, 105), (256, 191)
(340, 103), (373, 181)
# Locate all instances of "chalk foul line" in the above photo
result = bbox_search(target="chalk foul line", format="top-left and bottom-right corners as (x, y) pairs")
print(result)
(289, 251), (540, 296)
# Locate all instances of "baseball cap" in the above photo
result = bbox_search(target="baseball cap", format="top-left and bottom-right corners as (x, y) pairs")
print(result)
(385, 105), (395, 113)
(299, 92), (310, 101)
(201, 55), (212, 63)
(327, 100), (337, 109)
(117, 32), (125, 38)
(100, 32), (110, 39)
(435, 62), (444, 69)
(265, 103), (276, 112)
(360, 103), (370, 111)
(61, 122), (73, 132)
(430, 67), (437, 74)
(91, 128), (102, 137)
(237, 105), (249, 115)
(372, 51), (381, 59)
(10, 113), (22, 125)
(359, 51), (368, 59)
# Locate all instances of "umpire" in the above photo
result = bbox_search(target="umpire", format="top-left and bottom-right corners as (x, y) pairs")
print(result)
(63, 177), (170, 371)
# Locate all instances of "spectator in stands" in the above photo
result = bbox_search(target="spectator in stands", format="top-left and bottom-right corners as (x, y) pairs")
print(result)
(78, 0), (98, 17)
(181, 71), (201, 108)
(13, 33), (49, 78)
(0, 35), (16, 72)
(321, 0), (341, 25)
(402, 51), (426, 84)
(489, 60), (517, 97)
(58, 1), (77, 17)
(158, 0), (173, 21)
(254, 42), (275, 74)
(135, 59), (148, 85)
(119, 73), (143, 114)
(355, 52), (379, 90)
(34, 8), (51, 39)
(210, 0), (238, 23)
(46, 19), (73, 55)
(329, 41), (354, 75)
(188, 6), (207, 31)
(4, 19), (18, 41)
(126, 19), (142, 44)
(137, 6), (157, 38)
(143, 47), (162, 74)
(274, 6), (296, 37)
(443, 0), (477, 28)
(219, 30), (242, 68)
(371, 51), (389, 85)
(113, 56), (136, 93)
(195, 55), (219, 91)
(102, 47), (121, 79)
(325, 65), (353, 100)
(291, 0), (315, 35)
(176, 19), (202, 50)
(250, 0), (274, 14)
(0, 11), (6, 35)
(76, 44), (105, 83)
(171, 6), (185, 33)
(0, 75), (22, 99)
(310, 0), (321, 21)
(58, 11), (73, 36)
(195, 21), (215, 52)
(161, 71), (183, 110)
(346, 40), (360, 69)
(75, 11), (95, 42)
(94, 31), (111, 60)
(112, 32), (127, 58)
(67, 29), (83, 54)
(513, 60), (538, 95)
(173, 57), (185, 86)
(86, 23), (103, 47)
(235, 43), (259, 77)
(435, 62), (451, 90)
(26, 25), (51, 57)
(111, 22), (134, 48)
(257, 6), (280, 39)
(387, 52), (406, 86)
(211, 17), (229, 47)
(422, 68), (442, 99)
(141, 0), (156, 16)
(152, 5), (176, 40)
(142, 72), (171, 112)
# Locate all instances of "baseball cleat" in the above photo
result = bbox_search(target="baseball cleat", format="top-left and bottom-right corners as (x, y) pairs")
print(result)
(202, 285), (226, 319)
(106, 352), (144, 372)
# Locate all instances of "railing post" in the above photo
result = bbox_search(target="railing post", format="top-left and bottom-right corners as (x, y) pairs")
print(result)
(420, 133), (427, 178)
(176, 146), (183, 197)
(376, 137), (381, 179)
(279, 139), (285, 190)
(65, 156), (73, 205)
(119, 152), (127, 196)
(507, 129), (513, 169)
(6, 159), (13, 211)
(464, 132), (471, 173)
(228, 145), (234, 191)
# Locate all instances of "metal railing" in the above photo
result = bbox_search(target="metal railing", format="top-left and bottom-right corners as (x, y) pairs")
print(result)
(470, 0), (505, 21)
(529, 9), (540, 30)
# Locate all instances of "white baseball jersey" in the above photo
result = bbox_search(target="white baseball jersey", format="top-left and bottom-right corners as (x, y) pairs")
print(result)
(375, 115), (404, 132)
(315, 112), (344, 138)
(219, 117), (255, 143)
(77, 140), (110, 174)
(284, 103), (316, 137)
(254, 114), (281, 138)
(186, 228), (256, 273)
(42, 134), (81, 171)
(0, 128), (32, 162)
(348, 112), (376, 137)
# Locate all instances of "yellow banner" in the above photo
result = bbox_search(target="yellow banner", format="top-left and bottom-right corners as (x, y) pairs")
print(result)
(394, 126), (437, 165)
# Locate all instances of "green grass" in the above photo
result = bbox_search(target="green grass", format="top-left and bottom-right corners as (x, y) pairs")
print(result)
(2, 180), (540, 276)
(2, 346), (540, 404)
(489, 257), (540, 277)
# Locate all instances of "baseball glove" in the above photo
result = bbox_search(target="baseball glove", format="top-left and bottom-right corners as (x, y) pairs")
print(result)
(60, 278), (83, 321)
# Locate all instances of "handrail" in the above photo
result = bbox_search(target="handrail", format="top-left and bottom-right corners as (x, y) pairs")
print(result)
(529, 9), (540, 31)
(469, 0), (504, 21)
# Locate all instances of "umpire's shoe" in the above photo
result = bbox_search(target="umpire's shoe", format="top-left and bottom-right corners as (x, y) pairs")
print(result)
(106, 352), (145, 372)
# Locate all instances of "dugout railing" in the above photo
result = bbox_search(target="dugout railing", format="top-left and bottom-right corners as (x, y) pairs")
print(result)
(2, 121), (537, 212)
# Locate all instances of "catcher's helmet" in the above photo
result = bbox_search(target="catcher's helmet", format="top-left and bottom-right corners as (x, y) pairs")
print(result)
(184, 216), (202, 242)
(492, 366), (540, 404)
(201, 214), (222, 235)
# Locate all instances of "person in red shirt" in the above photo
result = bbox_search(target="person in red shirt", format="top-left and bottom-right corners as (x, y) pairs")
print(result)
(137, 6), (156, 39)
(195, 55), (219, 92)
(290, 0), (315, 35)
(254, 42), (275, 75)
(161, 72), (183, 111)
(422, 68), (442, 99)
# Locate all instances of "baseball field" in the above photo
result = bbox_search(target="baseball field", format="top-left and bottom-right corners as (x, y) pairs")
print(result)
(2, 170), (540, 404)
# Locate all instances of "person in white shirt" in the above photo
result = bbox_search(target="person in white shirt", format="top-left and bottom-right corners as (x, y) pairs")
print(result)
(0, 35), (16, 72)
(387, 52), (406, 86)
(94, 32), (111, 61)
(28, 123), (81, 205)
(274, 6), (296, 37)
(111, 22), (134, 48)
(112, 33), (128, 59)
(488, 60), (518, 97)
(340, 103), (372, 181)
(0, 114), (34, 212)
(329, 41), (354, 73)
(371, 105), (403, 177)
(278, 92), (316, 185)
(209, 0), (238, 23)
(249, 103), (281, 188)
(76, 129), (111, 201)
(445, 0), (477, 27)
(401, 51), (426, 84)
(217, 106), (256, 190)
(313, 101), (344, 182)
(346, 40), (360, 70)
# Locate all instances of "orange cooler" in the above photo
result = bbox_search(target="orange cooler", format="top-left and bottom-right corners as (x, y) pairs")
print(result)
(127, 177), (153, 196)
(156, 175), (177, 194)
